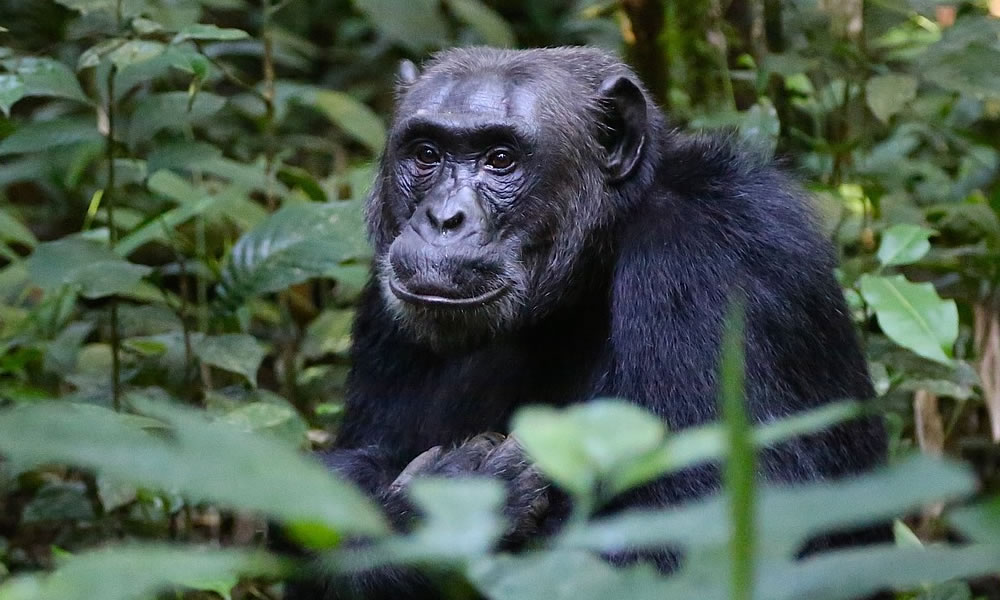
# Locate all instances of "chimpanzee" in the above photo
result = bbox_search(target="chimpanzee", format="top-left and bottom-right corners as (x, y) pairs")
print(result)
(287, 46), (886, 599)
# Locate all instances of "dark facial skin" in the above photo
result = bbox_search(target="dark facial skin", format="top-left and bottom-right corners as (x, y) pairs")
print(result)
(377, 76), (543, 346)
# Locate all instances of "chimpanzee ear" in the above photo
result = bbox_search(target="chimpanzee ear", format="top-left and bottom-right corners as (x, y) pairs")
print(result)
(397, 59), (420, 87)
(597, 75), (647, 182)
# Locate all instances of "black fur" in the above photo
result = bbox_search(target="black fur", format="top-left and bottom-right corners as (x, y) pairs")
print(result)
(286, 47), (886, 600)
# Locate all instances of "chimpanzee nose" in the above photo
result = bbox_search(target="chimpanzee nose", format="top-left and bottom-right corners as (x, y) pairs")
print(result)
(418, 186), (482, 242)
(426, 204), (466, 233)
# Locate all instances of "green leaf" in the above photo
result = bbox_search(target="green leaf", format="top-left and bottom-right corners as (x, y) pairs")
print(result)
(561, 455), (975, 559)
(859, 274), (958, 364)
(947, 496), (1000, 544)
(78, 39), (127, 70)
(3, 57), (89, 103)
(312, 91), (386, 153)
(913, 582), (973, 600)
(0, 545), (285, 600)
(25, 238), (151, 299)
(107, 40), (166, 69)
(355, 478), (507, 567)
(756, 545), (1000, 600)
(147, 141), (222, 173)
(876, 224), (935, 267)
(0, 117), (102, 156)
(21, 482), (95, 523)
(739, 99), (780, 156)
(866, 74), (918, 123)
(127, 92), (226, 147)
(218, 202), (370, 308)
(115, 195), (217, 256)
(51, 0), (142, 14)
(469, 551), (671, 600)
(0, 401), (388, 536)
(172, 24), (250, 43)
(610, 402), (863, 496)
(445, 0), (515, 47)
(0, 207), (37, 248)
(354, 0), (448, 52)
(301, 308), (354, 359)
(0, 74), (25, 116)
(220, 400), (307, 445)
(512, 400), (665, 500)
(195, 334), (268, 385)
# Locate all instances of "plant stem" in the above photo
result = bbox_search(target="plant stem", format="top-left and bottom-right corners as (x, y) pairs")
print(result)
(105, 64), (121, 410)
(721, 297), (755, 600)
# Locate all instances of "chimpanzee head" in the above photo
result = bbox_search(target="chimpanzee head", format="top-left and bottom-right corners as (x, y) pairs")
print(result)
(367, 47), (660, 348)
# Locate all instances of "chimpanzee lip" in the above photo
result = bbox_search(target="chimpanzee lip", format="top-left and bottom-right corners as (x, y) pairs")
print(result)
(389, 278), (509, 308)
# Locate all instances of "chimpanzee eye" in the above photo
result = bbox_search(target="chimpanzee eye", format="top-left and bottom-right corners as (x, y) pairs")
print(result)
(414, 143), (440, 166)
(484, 148), (516, 171)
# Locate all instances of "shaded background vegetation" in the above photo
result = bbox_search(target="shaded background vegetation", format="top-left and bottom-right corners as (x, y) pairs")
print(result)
(2, 0), (1000, 599)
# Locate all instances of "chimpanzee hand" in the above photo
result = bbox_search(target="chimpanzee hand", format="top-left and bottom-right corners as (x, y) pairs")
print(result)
(387, 433), (549, 547)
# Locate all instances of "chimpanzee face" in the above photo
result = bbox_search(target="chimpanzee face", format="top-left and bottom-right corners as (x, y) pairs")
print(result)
(369, 53), (647, 348)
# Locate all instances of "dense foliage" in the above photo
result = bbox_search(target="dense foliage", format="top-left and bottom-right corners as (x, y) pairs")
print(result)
(1, 0), (999, 598)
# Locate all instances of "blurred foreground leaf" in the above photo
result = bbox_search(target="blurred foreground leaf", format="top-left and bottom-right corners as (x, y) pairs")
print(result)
(0, 401), (387, 538)
(0, 545), (285, 600)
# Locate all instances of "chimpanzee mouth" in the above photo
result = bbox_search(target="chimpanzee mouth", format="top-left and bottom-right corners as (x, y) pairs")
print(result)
(388, 278), (510, 308)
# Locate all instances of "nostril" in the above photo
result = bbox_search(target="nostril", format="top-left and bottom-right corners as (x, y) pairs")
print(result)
(441, 211), (465, 231)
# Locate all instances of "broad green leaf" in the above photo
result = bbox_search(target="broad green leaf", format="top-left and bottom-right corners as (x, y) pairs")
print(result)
(217, 202), (370, 308)
(95, 475), (137, 512)
(859, 274), (958, 364)
(0, 401), (388, 536)
(107, 40), (166, 69)
(0, 117), (101, 156)
(756, 545), (1000, 600)
(195, 334), (268, 385)
(26, 238), (151, 299)
(912, 582), (973, 600)
(78, 39), (127, 70)
(513, 400), (665, 499)
(220, 400), (307, 445)
(342, 478), (506, 569)
(172, 24), (250, 43)
(21, 481), (95, 523)
(877, 224), (935, 267)
(147, 169), (198, 201)
(4, 57), (89, 103)
(43, 321), (94, 374)
(52, 0), (142, 14)
(115, 197), (216, 255)
(0, 207), (37, 248)
(866, 74), (918, 123)
(116, 174), (217, 256)
(313, 91), (386, 153)
(127, 92), (226, 147)
(147, 141), (222, 173)
(354, 0), (448, 52)
(301, 308), (354, 359)
(445, 0), (515, 47)
(920, 44), (1000, 98)
(0, 545), (285, 600)
(469, 551), (671, 600)
(0, 74), (24, 116)
(561, 455), (974, 558)
(114, 46), (210, 100)
(739, 99), (780, 156)
(947, 496), (1000, 544)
